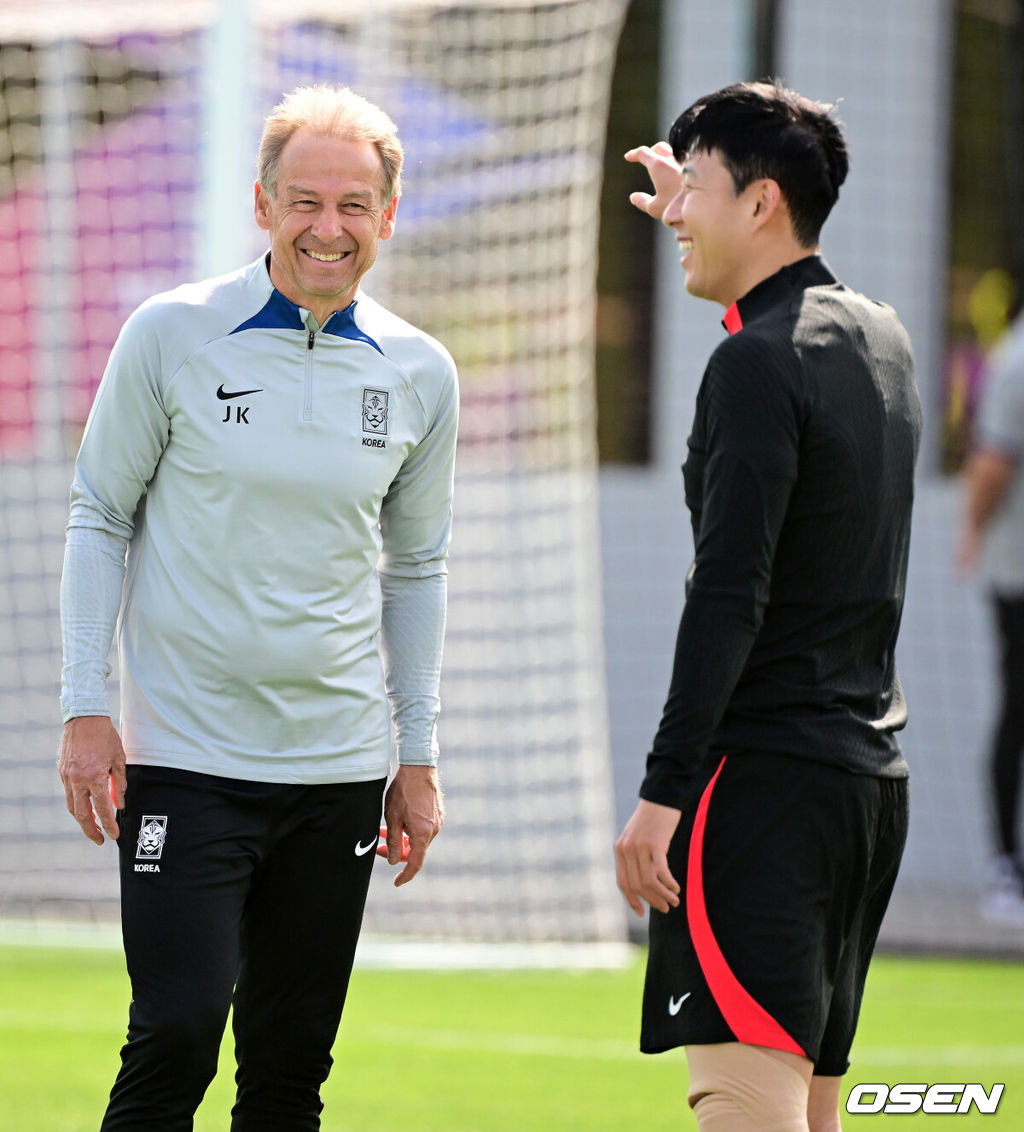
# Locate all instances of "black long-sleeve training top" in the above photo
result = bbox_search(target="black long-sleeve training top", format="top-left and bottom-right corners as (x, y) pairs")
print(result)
(641, 256), (922, 810)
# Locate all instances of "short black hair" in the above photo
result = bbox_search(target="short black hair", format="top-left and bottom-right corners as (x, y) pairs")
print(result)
(668, 80), (849, 247)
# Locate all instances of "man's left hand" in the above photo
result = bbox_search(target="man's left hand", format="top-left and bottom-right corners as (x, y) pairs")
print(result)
(380, 764), (444, 887)
(625, 141), (683, 223)
(614, 799), (682, 917)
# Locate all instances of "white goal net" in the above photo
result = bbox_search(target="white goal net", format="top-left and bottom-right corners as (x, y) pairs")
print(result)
(0, 0), (629, 949)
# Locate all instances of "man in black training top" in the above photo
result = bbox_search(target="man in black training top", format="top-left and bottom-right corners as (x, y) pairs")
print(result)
(614, 81), (921, 1131)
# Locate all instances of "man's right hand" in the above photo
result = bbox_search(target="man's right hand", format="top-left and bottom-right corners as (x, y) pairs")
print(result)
(614, 798), (682, 917)
(625, 140), (683, 223)
(58, 715), (127, 845)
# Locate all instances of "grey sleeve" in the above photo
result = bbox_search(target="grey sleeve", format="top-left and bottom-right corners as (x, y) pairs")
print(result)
(379, 571), (446, 765)
(60, 525), (127, 721)
(60, 302), (170, 721)
(377, 359), (458, 579)
(376, 360), (457, 763)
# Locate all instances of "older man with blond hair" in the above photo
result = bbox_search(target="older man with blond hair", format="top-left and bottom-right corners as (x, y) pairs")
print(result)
(58, 85), (458, 1131)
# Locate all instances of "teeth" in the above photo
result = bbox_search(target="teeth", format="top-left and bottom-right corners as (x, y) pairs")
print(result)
(678, 239), (693, 253)
(306, 250), (346, 262)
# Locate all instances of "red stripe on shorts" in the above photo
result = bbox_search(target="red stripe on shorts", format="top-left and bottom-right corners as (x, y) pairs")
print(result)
(686, 755), (806, 1056)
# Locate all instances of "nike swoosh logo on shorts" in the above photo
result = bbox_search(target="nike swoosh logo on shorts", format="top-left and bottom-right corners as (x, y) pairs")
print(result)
(354, 838), (377, 857)
(217, 384), (264, 400)
(668, 993), (691, 1016)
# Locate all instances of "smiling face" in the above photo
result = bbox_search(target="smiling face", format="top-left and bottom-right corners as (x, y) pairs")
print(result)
(254, 130), (397, 322)
(662, 147), (762, 307)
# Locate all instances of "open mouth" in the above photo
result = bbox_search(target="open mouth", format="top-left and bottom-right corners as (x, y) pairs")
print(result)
(303, 249), (350, 262)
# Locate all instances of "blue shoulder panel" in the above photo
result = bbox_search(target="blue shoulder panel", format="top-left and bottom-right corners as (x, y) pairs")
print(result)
(323, 304), (384, 355)
(230, 289), (306, 334)
(231, 290), (383, 354)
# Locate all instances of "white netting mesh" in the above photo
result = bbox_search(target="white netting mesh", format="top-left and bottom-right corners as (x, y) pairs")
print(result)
(0, 0), (629, 944)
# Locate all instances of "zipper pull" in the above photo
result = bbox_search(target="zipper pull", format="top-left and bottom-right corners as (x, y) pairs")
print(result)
(307, 329), (315, 350)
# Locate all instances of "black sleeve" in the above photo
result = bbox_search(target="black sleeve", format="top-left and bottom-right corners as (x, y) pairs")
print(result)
(640, 335), (801, 808)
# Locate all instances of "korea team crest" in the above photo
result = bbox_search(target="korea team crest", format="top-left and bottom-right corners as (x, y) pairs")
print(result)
(362, 388), (389, 436)
(136, 815), (168, 860)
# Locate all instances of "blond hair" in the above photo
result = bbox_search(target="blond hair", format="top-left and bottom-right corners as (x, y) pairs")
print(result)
(257, 85), (403, 202)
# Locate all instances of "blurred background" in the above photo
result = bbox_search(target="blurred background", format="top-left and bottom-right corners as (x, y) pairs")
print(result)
(0, 0), (1022, 960)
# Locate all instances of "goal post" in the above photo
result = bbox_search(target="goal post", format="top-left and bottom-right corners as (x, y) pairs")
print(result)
(0, 0), (630, 951)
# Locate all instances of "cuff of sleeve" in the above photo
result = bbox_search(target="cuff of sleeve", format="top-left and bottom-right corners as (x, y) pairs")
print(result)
(397, 748), (440, 767)
(60, 700), (113, 725)
(639, 754), (699, 811)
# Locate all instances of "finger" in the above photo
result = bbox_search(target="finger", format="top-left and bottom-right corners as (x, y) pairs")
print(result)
(618, 841), (680, 914)
(95, 784), (120, 842)
(660, 863), (681, 897)
(636, 870), (669, 914)
(620, 873), (646, 918)
(615, 845), (649, 917)
(379, 827), (411, 861)
(641, 885), (672, 915)
(616, 871), (646, 917)
(624, 143), (668, 162)
(110, 767), (127, 812)
(613, 842), (632, 895)
(393, 838), (427, 887)
(625, 142), (676, 167)
(629, 191), (655, 213)
(392, 820), (433, 885)
(641, 867), (681, 913)
(71, 789), (104, 846)
(61, 776), (76, 819)
(644, 855), (681, 903)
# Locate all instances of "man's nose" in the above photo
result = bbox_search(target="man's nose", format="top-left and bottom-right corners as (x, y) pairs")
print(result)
(662, 188), (685, 228)
(311, 209), (345, 243)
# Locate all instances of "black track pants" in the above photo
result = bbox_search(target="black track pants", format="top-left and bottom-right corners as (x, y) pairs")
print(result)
(992, 595), (1024, 860)
(101, 765), (386, 1132)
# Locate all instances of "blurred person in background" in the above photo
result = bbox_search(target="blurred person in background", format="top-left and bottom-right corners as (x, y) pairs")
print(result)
(57, 84), (457, 1131)
(958, 309), (1024, 925)
(614, 80), (921, 1131)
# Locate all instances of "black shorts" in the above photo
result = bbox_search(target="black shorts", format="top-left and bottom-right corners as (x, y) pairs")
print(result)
(640, 752), (908, 1077)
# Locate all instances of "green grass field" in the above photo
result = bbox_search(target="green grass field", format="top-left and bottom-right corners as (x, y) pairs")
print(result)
(1, 942), (1022, 1129)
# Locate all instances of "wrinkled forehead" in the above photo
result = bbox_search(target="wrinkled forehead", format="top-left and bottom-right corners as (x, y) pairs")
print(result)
(279, 131), (385, 190)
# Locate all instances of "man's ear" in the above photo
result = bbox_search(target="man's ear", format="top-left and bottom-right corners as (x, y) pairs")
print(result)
(254, 181), (271, 231)
(378, 195), (399, 241)
(750, 178), (783, 227)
